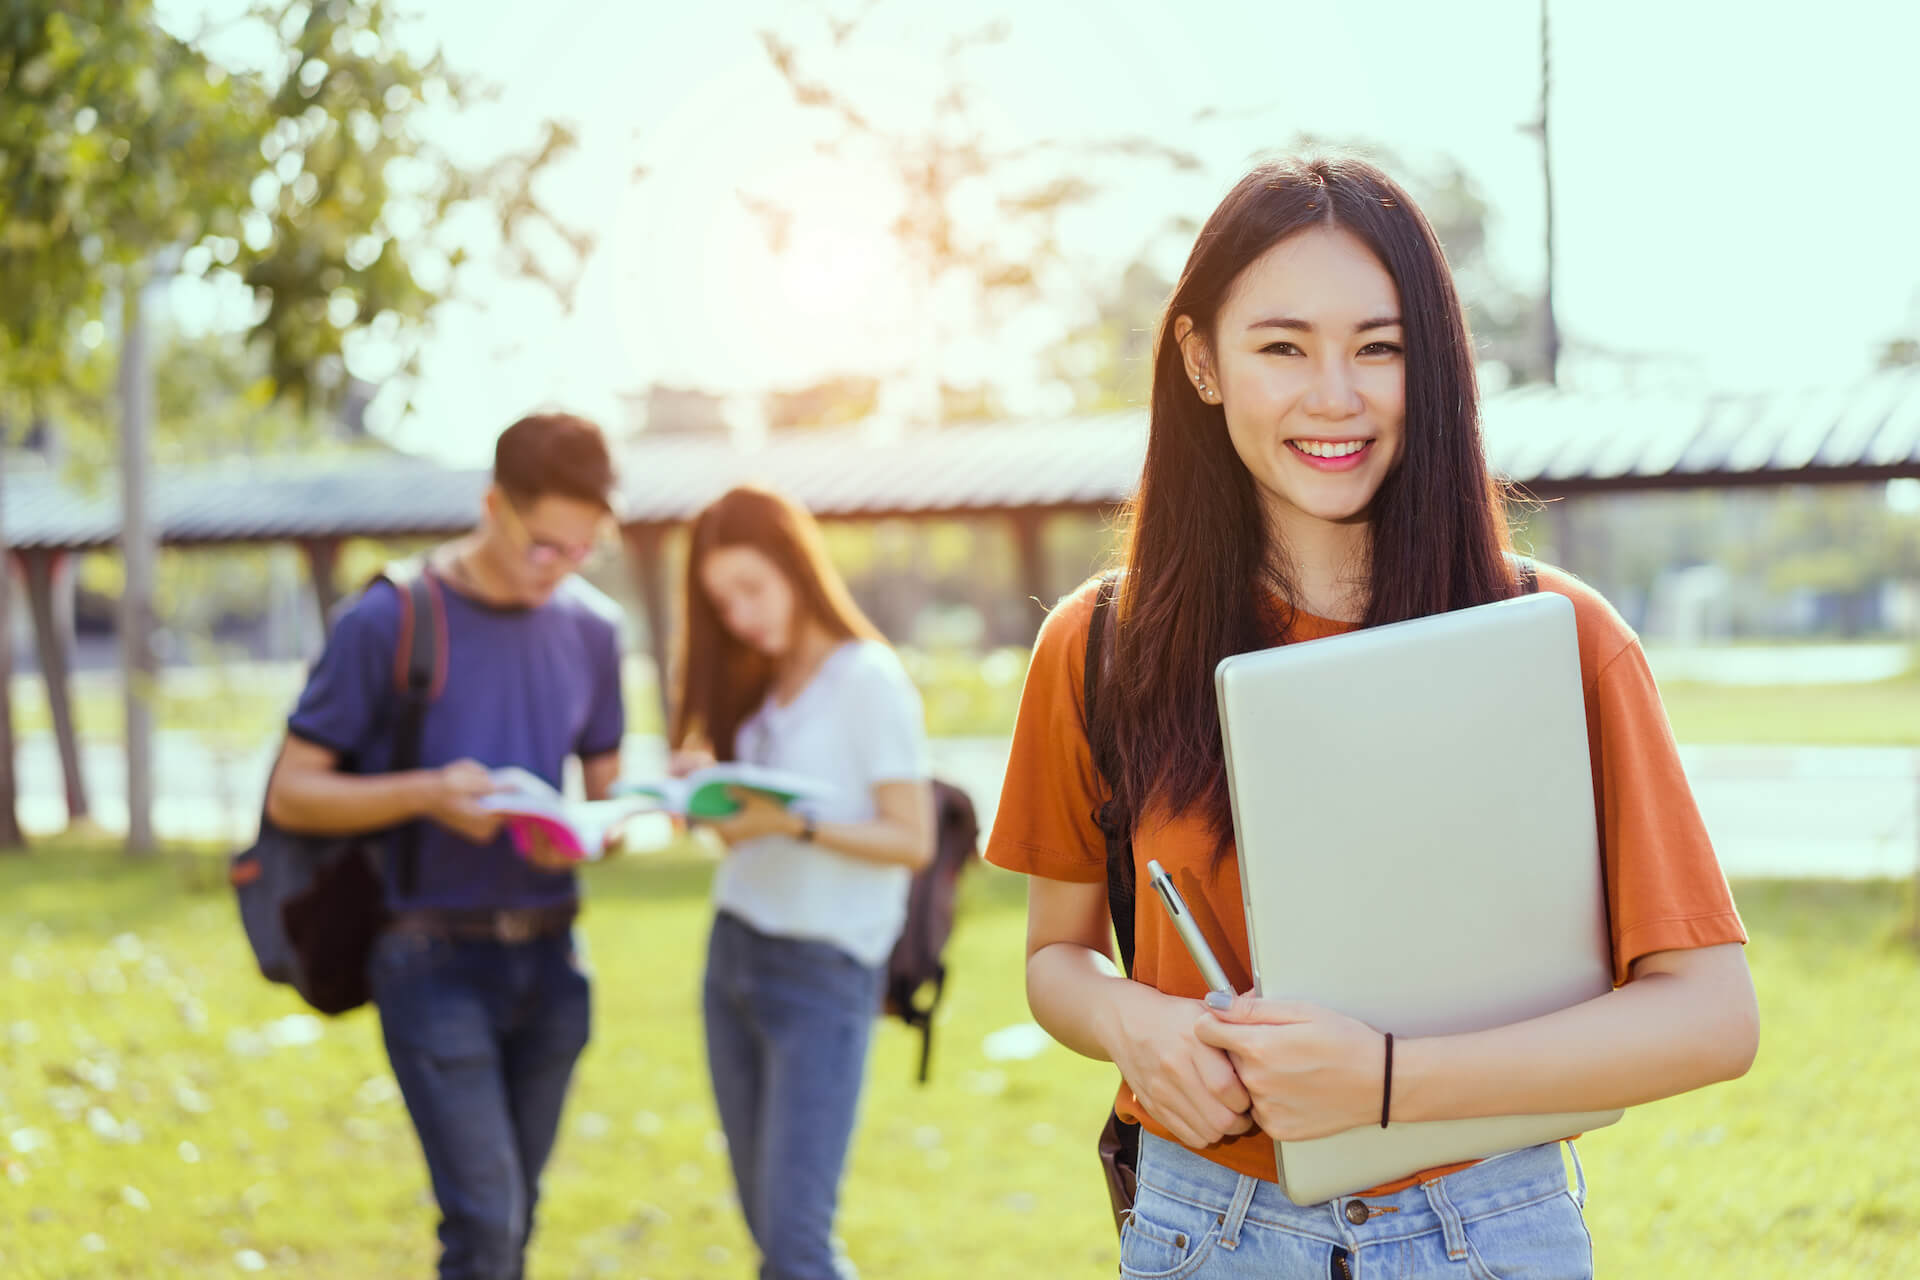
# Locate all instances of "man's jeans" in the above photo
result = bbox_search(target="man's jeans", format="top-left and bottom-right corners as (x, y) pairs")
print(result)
(371, 929), (591, 1280)
(703, 911), (883, 1280)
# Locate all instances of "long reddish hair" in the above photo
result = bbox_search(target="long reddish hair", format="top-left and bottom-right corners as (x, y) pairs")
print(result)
(1110, 154), (1520, 853)
(670, 485), (883, 761)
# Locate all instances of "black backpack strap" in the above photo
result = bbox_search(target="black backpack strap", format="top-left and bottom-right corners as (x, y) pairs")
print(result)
(1083, 571), (1134, 976)
(1084, 571), (1143, 1216)
(909, 969), (943, 1085)
(1513, 555), (1539, 595)
(384, 566), (445, 898)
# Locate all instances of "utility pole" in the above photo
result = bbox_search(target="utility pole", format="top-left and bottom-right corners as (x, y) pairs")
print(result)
(1535, 0), (1561, 385)
(119, 269), (158, 856)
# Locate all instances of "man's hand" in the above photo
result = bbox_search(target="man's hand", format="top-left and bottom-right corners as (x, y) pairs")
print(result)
(426, 758), (504, 845)
(518, 826), (578, 874)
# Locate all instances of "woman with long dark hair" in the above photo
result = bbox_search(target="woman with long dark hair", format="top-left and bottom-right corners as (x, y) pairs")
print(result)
(985, 155), (1757, 1277)
(670, 484), (934, 1280)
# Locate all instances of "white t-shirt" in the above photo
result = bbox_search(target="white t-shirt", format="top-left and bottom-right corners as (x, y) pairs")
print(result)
(711, 640), (932, 967)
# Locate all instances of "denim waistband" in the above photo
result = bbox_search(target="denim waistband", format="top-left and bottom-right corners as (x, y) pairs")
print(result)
(1134, 1132), (1584, 1251)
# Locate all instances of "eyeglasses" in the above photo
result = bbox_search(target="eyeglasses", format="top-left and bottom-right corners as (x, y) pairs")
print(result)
(498, 498), (610, 569)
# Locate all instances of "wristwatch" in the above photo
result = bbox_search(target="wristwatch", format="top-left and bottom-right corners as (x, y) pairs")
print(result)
(797, 811), (817, 844)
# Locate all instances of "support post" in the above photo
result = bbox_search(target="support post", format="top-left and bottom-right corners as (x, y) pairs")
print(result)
(1009, 510), (1050, 641)
(21, 551), (88, 825)
(299, 536), (344, 626)
(622, 525), (674, 734)
(0, 546), (23, 850)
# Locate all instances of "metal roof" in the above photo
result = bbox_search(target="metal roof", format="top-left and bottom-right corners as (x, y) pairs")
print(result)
(2, 456), (489, 552)
(614, 412), (1148, 524)
(624, 369), (1920, 515)
(1482, 370), (1920, 493)
(4, 371), (1917, 551)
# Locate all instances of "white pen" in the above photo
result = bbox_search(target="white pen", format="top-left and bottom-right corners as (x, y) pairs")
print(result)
(1146, 859), (1237, 997)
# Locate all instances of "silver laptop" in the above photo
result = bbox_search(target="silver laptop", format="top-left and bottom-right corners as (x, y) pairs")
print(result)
(1214, 590), (1621, 1205)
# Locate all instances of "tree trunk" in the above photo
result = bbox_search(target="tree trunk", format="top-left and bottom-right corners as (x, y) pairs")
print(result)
(120, 276), (158, 856)
(0, 438), (28, 850)
(23, 551), (89, 825)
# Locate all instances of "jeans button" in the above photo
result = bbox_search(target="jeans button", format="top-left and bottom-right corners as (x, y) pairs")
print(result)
(1344, 1199), (1371, 1225)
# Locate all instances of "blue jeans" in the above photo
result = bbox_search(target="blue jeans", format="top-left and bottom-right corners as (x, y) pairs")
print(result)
(371, 930), (592, 1280)
(703, 911), (884, 1280)
(1122, 1132), (1592, 1279)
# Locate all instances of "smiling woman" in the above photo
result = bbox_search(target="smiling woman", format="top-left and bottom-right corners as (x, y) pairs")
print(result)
(984, 153), (1757, 1280)
(1176, 225), (1408, 543)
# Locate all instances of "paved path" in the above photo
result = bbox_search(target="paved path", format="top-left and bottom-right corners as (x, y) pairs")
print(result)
(15, 735), (1917, 880)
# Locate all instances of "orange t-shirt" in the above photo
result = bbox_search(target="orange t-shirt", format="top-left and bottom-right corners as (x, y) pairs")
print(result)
(984, 564), (1748, 1189)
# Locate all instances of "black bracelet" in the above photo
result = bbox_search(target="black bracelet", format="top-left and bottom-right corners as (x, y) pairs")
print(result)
(1380, 1032), (1394, 1129)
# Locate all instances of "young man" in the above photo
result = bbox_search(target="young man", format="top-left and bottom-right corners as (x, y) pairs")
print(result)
(266, 413), (626, 1280)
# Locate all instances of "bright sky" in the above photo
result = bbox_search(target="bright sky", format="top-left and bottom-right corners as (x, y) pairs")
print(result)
(165, 0), (1920, 464)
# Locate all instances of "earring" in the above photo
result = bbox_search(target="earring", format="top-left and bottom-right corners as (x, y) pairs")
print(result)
(1195, 379), (1214, 402)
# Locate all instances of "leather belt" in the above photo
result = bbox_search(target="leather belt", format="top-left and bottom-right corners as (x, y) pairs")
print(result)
(386, 902), (578, 944)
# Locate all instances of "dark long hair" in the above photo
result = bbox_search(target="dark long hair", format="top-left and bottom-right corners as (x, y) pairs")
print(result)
(670, 485), (883, 761)
(1110, 153), (1519, 852)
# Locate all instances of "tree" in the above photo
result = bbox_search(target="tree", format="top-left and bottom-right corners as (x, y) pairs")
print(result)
(0, 0), (590, 849)
(1044, 254), (1178, 413)
(4, 0), (589, 412)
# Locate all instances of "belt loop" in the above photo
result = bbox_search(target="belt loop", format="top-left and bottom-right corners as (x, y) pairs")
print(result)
(1217, 1173), (1258, 1251)
(1422, 1176), (1471, 1263)
(1565, 1139), (1588, 1209)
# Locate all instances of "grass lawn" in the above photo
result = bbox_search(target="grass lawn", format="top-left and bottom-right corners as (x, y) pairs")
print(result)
(1660, 678), (1920, 746)
(2, 844), (1918, 1278)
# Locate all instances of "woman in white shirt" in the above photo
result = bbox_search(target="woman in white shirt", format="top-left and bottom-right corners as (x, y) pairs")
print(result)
(669, 484), (935, 1280)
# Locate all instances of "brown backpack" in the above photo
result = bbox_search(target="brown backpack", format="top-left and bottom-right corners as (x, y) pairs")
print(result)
(881, 779), (981, 1082)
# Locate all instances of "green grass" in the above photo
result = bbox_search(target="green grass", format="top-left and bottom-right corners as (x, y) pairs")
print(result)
(1661, 679), (1920, 746)
(1, 841), (1916, 1277)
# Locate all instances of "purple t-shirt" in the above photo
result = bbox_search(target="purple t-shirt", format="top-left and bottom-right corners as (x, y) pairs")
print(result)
(287, 574), (626, 912)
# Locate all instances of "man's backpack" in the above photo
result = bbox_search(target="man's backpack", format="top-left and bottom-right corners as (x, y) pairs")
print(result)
(229, 566), (446, 1015)
(881, 778), (981, 1083)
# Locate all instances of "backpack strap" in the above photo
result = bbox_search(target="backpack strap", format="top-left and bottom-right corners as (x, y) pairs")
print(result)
(382, 563), (446, 899)
(1513, 555), (1539, 595)
(1083, 571), (1134, 976)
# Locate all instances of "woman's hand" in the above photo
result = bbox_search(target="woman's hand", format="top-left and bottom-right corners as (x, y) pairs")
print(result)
(1193, 995), (1385, 1141)
(706, 790), (801, 847)
(668, 747), (717, 778)
(1104, 982), (1256, 1149)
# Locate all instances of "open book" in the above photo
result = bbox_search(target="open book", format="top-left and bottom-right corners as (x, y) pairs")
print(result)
(611, 762), (830, 820)
(479, 768), (655, 863)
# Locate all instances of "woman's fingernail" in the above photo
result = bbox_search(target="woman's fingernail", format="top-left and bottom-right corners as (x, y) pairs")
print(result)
(1203, 991), (1232, 1011)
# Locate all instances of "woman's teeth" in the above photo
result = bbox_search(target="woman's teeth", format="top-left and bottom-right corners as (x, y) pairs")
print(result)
(1288, 439), (1369, 459)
